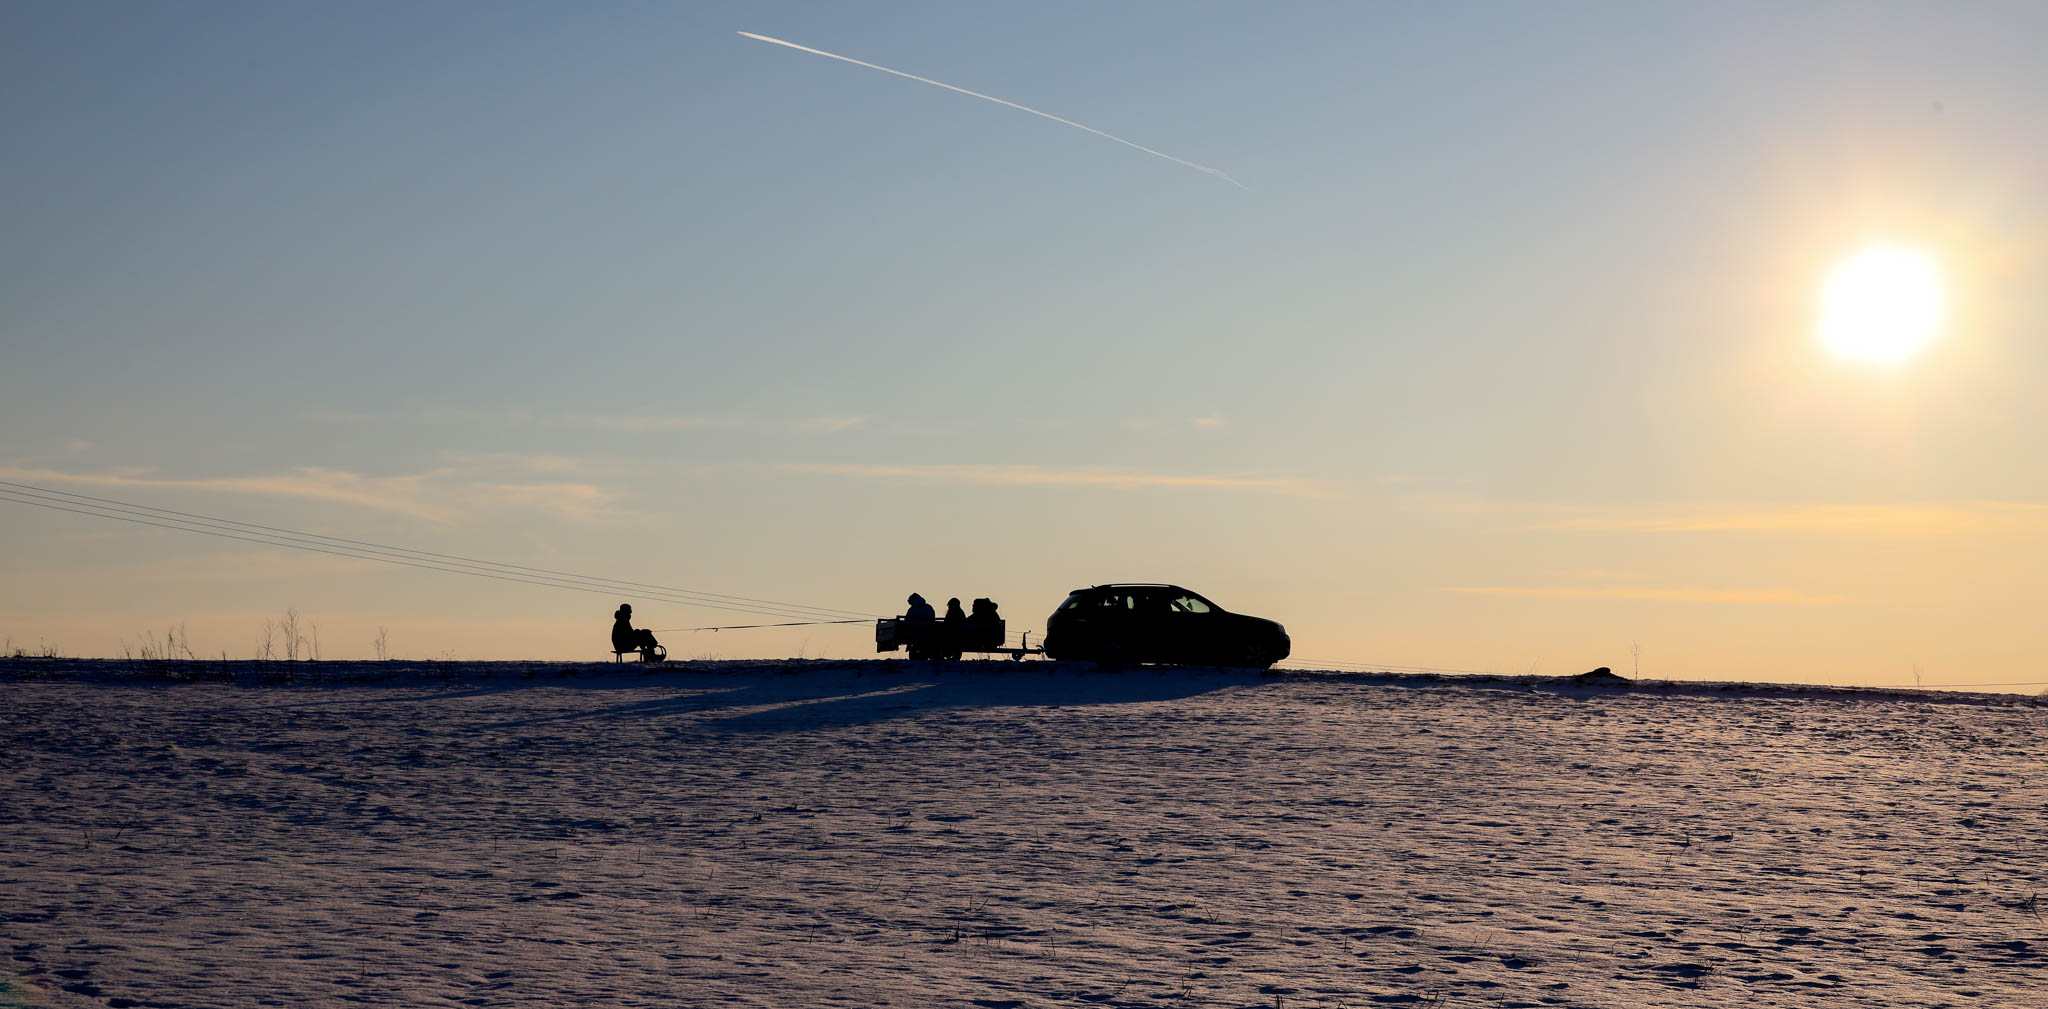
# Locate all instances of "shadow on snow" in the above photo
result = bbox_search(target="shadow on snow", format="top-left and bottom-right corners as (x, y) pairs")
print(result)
(479, 663), (1264, 733)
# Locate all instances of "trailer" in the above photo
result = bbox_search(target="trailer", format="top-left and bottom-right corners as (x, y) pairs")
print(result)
(874, 617), (1040, 661)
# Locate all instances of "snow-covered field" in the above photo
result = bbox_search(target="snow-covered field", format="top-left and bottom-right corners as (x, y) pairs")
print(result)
(4, 660), (2044, 1008)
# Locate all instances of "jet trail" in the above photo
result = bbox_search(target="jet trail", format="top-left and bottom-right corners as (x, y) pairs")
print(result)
(737, 31), (1240, 186)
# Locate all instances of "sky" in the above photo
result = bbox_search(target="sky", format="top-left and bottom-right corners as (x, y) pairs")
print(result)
(4, 1), (2046, 689)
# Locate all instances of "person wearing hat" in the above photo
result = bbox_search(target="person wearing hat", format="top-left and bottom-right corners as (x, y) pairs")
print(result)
(611, 603), (664, 662)
(903, 593), (936, 621)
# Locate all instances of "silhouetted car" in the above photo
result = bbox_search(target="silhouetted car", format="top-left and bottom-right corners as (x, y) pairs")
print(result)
(1042, 584), (1289, 669)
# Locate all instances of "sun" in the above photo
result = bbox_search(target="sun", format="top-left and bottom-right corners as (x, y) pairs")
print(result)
(1818, 243), (1945, 364)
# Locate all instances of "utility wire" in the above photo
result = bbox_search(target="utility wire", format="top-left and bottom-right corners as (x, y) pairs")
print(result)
(2, 481), (1039, 647)
(3, 484), (2037, 681)
(4, 481), (1043, 648)
(658, 619), (872, 632)
(1, 491), (838, 621)
(11, 480), (1772, 671)
(0, 483), (880, 624)
(0, 479), (875, 623)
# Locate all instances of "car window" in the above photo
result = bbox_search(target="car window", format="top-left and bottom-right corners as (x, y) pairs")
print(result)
(1169, 594), (1212, 614)
(1132, 589), (1176, 612)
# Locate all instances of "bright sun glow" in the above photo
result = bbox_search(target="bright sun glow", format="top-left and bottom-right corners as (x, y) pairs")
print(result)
(1819, 243), (1945, 364)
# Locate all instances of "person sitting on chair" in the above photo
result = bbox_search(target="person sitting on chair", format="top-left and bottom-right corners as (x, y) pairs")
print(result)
(944, 597), (966, 622)
(904, 593), (936, 621)
(612, 604), (664, 662)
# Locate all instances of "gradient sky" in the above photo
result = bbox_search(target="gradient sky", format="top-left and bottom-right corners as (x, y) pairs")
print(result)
(5, 2), (2045, 689)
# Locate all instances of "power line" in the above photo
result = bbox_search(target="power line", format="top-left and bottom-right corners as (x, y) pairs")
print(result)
(3, 487), (2034, 681)
(0, 483), (880, 624)
(0, 491), (834, 622)
(0, 479), (875, 622)
(658, 619), (873, 632)
(1, 480), (1045, 647)
(53, 480), (1993, 673)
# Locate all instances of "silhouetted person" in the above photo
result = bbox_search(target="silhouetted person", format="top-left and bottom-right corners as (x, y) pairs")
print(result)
(944, 597), (966, 622)
(904, 593), (936, 621)
(612, 604), (662, 661)
(969, 597), (1000, 622)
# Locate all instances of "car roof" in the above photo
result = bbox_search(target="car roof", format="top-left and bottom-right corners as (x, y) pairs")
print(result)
(1071, 583), (1189, 592)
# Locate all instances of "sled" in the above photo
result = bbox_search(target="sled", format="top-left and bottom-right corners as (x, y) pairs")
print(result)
(875, 618), (1038, 661)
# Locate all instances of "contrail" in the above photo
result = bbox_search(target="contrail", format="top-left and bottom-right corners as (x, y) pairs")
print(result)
(737, 31), (1240, 186)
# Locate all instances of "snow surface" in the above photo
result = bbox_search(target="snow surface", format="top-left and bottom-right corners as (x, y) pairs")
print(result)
(4, 659), (2045, 1008)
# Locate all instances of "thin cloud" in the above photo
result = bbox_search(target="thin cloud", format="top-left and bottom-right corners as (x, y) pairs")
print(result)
(0, 465), (617, 522)
(558, 414), (739, 433)
(64, 550), (392, 584)
(778, 462), (1331, 498)
(306, 406), (537, 428)
(302, 407), (391, 426)
(1390, 492), (1572, 515)
(0, 465), (456, 521)
(1544, 502), (2048, 536)
(1440, 584), (1850, 607)
(738, 31), (1240, 185)
(476, 482), (616, 520)
(1190, 416), (1227, 430)
(309, 407), (721, 432)
(564, 413), (861, 435)
(791, 416), (868, 434)
(440, 451), (589, 474)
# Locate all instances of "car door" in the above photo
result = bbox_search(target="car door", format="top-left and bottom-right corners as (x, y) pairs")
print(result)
(1067, 589), (1131, 658)
(1163, 590), (1223, 662)
(1122, 588), (1179, 662)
